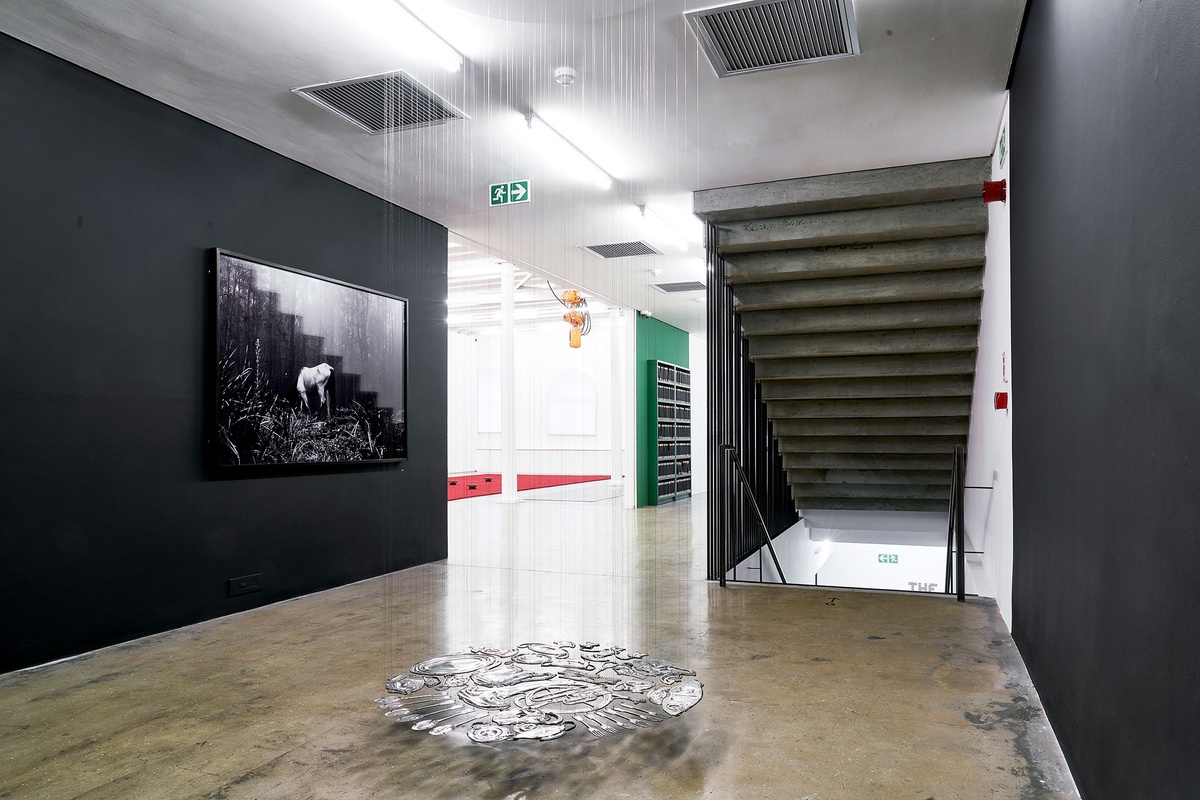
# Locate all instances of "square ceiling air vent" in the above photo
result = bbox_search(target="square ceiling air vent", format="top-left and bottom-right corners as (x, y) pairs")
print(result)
(581, 241), (663, 259)
(686, 0), (860, 78)
(293, 71), (466, 134)
(653, 281), (708, 293)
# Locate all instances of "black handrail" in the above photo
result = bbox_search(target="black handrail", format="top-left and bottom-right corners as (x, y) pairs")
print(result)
(944, 444), (966, 602)
(719, 444), (787, 586)
(956, 446), (966, 602)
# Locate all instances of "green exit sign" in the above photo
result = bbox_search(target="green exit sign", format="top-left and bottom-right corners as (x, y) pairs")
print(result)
(489, 180), (531, 206)
(878, 553), (899, 564)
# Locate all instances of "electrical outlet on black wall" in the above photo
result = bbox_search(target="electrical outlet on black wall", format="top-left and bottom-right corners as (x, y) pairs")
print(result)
(228, 573), (263, 597)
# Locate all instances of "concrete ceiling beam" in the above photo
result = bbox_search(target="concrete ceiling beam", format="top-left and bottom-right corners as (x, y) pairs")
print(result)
(772, 417), (970, 437)
(714, 198), (988, 254)
(753, 352), (978, 380)
(732, 267), (983, 312)
(724, 236), (985, 284)
(747, 327), (979, 359)
(694, 157), (991, 222)
(739, 298), (982, 336)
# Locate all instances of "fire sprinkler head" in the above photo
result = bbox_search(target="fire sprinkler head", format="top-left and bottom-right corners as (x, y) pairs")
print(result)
(554, 66), (578, 86)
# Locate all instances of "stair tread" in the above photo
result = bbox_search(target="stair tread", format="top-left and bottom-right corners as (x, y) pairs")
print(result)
(694, 157), (991, 222)
(715, 198), (988, 255)
(724, 235), (986, 283)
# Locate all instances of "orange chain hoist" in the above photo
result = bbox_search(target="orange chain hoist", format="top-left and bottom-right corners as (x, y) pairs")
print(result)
(558, 287), (591, 348)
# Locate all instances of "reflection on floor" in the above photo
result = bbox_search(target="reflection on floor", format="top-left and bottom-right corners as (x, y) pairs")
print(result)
(0, 485), (1078, 799)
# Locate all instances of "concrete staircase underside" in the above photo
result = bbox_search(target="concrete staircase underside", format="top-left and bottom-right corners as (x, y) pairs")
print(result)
(695, 158), (990, 513)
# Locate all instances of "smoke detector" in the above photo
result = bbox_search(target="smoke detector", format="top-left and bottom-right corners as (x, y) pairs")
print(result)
(554, 66), (578, 86)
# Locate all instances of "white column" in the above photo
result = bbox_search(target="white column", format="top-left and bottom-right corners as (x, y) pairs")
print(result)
(623, 312), (639, 509)
(609, 306), (624, 486)
(499, 261), (518, 502)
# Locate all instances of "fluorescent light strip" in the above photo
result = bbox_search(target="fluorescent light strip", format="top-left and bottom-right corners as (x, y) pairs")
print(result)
(449, 310), (564, 326)
(525, 112), (614, 191)
(639, 204), (689, 252)
(394, 1), (464, 72)
(645, 202), (704, 244)
(448, 294), (563, 307)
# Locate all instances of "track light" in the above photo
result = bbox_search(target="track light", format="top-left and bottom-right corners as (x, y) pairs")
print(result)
(525, 112), (614, 191)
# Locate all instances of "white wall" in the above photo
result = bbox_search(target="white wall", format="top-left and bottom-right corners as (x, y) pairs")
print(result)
(965, 94), (1015, 627)
(732, 519), (829, 584)
(450, 318), (620, 476)
(733, 510), (949, 593)
(815, 542), (946, 593)
(448, 330), (479, 474)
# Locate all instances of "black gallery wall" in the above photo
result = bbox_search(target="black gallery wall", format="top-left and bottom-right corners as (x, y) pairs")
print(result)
(1009, 1), (1200, 797)
(0, 33), (448, 673)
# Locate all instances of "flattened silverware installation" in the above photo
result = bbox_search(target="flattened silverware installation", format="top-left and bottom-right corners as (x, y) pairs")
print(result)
(377, 642), (703, 742)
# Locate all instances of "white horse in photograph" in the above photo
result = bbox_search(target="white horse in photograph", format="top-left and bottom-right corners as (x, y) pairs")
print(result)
(296, 363), (334, 416)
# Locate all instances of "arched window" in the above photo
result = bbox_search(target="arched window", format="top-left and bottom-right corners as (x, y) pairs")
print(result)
(547, 369), (597, 435)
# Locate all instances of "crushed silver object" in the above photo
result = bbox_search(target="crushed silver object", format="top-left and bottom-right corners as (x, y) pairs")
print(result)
(379, 641), (703, 741)
(385, 676), (427, 695)
(654, 680), (704, 716)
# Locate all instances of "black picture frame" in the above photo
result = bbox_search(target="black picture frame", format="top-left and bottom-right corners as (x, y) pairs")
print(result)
(210, 248), (408, 467)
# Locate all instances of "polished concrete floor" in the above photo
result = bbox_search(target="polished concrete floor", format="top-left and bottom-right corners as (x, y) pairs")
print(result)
(1, 487), (1078, 799)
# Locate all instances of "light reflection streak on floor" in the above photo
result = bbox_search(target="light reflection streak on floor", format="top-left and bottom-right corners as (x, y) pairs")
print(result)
(439, 482), (709, 662)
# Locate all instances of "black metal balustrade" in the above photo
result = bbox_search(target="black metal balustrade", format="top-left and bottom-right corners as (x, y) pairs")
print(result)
(706, 222), (799, 583)
(944, 444), (967, 602)
(718, 444), (788, 587)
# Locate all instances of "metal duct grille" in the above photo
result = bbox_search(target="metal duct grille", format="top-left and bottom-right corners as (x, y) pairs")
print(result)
(581, 241), (662, 259)
(654, 281), (708, 293)
(293, 71), (465, 134)
(686, 0), (860, 77)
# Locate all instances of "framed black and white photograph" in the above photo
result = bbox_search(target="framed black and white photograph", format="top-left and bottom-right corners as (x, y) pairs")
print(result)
(212, 249), (407, 466)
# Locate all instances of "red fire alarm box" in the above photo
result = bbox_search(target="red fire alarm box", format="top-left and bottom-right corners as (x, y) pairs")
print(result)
(995, 391), (1009, 410)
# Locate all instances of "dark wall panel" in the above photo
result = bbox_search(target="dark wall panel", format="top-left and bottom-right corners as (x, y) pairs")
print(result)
(1010, 1), (1200, 797)
(0, 34), (448, 673)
